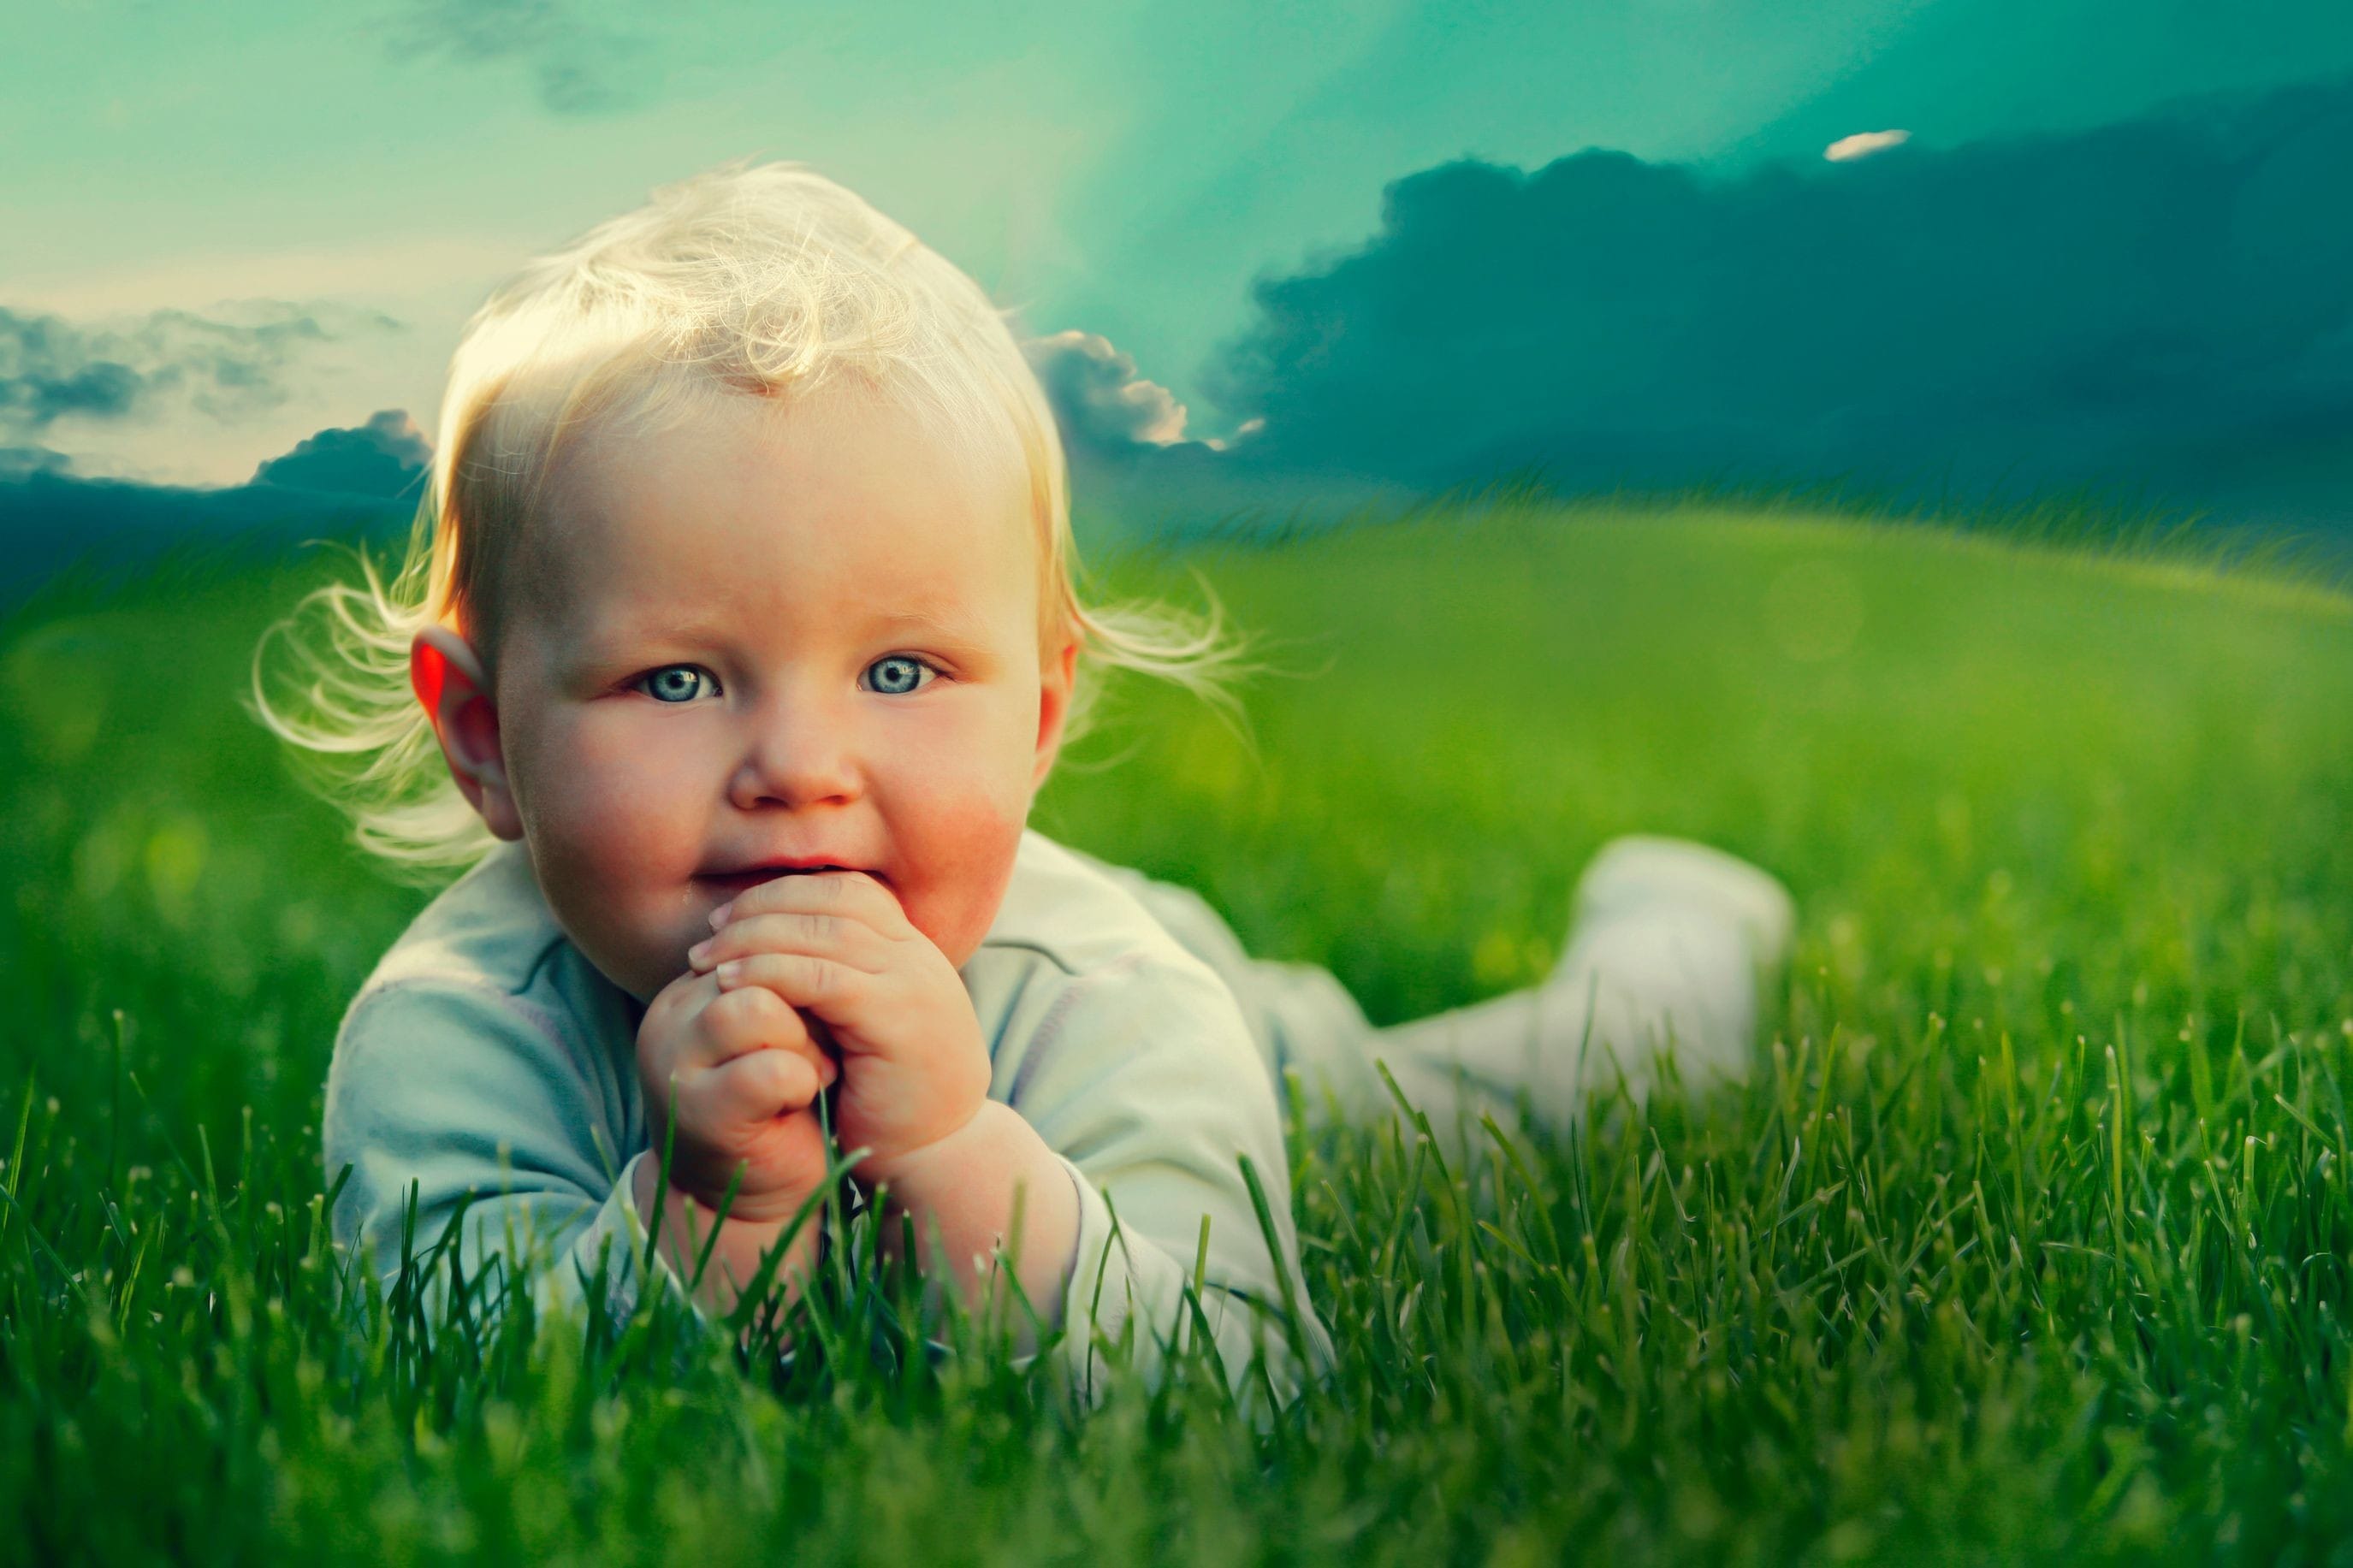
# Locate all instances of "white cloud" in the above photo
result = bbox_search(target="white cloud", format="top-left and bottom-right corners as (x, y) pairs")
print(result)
(4, 237), (524, 486)
(1824, 128), (1912, 163)
(1025, 329), (1192, 451)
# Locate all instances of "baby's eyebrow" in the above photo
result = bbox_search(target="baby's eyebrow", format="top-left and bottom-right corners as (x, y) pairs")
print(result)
(566, 617), (726, 665)
(868, 601), (992, 642)
(568, 601), (993, 666)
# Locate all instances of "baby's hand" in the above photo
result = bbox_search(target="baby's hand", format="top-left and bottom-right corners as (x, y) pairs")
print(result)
(687, 872), (990, 1186)
(635, 965), (839, 1224)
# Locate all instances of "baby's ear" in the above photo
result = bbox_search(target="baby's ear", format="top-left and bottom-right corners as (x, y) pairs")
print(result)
(1030, 635), (1080, 791)
(412, 625), (523, 842)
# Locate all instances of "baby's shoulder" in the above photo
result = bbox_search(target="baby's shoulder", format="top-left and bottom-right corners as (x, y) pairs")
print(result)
(323, 843), (639, 1192)
(343, 841), (625, 1048)
(974, 829), (1206, 981)
(355, 839), (573, 1003)
(969, 832), (1271, 1136)
(969, 830), (1255, 1060)
(330, 840), (633, 1109)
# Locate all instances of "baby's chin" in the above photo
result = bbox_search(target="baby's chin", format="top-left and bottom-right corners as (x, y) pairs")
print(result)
(523, 866), (702, 1003)
(613, 950), (690, 1008)
(558, 919), (705, 1007)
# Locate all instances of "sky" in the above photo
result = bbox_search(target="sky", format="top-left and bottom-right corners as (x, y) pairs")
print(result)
(4, 0), (2350, 534)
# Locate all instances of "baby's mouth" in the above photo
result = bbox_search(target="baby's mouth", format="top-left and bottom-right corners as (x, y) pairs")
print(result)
(694, 865), (865, 898)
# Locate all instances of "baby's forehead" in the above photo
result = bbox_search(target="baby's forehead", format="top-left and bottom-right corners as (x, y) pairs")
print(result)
(561, 382), (1027, 520)
(518, 393), (1039, 639)
(638, 375), (1014, 470)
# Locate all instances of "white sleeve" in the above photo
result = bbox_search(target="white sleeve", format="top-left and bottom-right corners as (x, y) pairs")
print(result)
(1004, 952), (1336, 1401)
(321, 978), (689, 1328)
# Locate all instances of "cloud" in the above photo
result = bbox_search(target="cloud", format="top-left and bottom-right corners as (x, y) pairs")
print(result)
(0, 304), (364, 445)
(1, 312), (150, 432)
(1205, 74), (2353, 512)
(1026, 329), (1201, 459)
(387, 0), (655, 115)
(1823, 129), (1911, 162)
(0, 466), (409, 607)
(0, 402), (435, 589)
(252, 410), (432, 500)
(0, 447), (70, 480)
(1018, 329), (1349, 543)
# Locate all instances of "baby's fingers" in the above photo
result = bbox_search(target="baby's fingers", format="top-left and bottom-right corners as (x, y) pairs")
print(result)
(684, 1045), (828, 1125)
(691, 910), (892, 974)
(711, 952), (868, 1018)
(696, 984), (836, 1083)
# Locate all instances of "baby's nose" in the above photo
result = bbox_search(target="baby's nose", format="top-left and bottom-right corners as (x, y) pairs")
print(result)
(730, 701), (858, 808)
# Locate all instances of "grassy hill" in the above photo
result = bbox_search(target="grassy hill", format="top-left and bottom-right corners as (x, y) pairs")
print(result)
(2, 499), (2350, 1561)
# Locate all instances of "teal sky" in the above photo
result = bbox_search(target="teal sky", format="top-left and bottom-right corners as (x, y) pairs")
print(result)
(9, 0), (2350, 485)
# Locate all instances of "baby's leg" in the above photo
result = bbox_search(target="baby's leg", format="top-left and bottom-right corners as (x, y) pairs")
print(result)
(1361, 838), (1795, 1133)
(1072, 838), (1793, 1133)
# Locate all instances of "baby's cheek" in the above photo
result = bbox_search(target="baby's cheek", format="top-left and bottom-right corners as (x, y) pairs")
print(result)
(522, 737), (707, 971)
(908, 796), (1029, 967)
(539, 769), (665, 876)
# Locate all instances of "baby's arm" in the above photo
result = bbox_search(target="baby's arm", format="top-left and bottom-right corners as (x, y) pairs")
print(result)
(856, 1100), (1082, 1330)
(989, 952), (1336, 1400)
(323, 978), (681, 1324)
(323, 972), (834, 1330)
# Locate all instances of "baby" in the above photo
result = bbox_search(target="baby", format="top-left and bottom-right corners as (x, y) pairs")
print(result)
(260, 161), (1793, 1399)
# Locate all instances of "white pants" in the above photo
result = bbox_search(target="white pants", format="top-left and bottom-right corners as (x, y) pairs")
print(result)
(1067, 838), (1795, 1134)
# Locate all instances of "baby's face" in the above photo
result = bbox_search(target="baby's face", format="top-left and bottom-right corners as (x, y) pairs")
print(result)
(484, 386), (1071, 1003)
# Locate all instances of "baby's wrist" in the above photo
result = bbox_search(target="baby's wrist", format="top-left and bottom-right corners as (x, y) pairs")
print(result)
(851, 1101), (998, 1192)
(631, 1155), (826, 1314)
(631, 1151), (825, 1235)
(851, 1102), (1081, 1332)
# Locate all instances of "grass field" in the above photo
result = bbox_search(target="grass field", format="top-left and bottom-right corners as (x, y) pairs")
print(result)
(3, 496), (2352, 1563)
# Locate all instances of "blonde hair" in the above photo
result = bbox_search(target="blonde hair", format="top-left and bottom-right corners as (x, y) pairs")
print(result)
(252, 158), (1253, 882)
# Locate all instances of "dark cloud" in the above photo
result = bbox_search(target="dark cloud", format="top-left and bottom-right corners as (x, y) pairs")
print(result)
(388, 0), (654, 115)
(1017, 330), (1429, 551)
(1, 311), (148, 433)
(252, 410), (431, 500)
(1022, 328), (1303, 544)
(0, 304), (368, 445)
(0, 466), (408, 607)
(0, 447), (70, 480)
(1205, 74), (2353, 516)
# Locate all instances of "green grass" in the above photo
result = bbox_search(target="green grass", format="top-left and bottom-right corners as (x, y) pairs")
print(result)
(4, 497), (2353, 1563)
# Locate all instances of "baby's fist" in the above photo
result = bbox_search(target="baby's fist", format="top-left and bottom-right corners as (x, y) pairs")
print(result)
(690, 869), (991, 1185)
(636, 967), (838, 1224)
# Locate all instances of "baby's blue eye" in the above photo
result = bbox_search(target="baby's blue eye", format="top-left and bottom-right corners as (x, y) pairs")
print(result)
(865, 655), (934, 696)
(639, 666), (718, 703)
